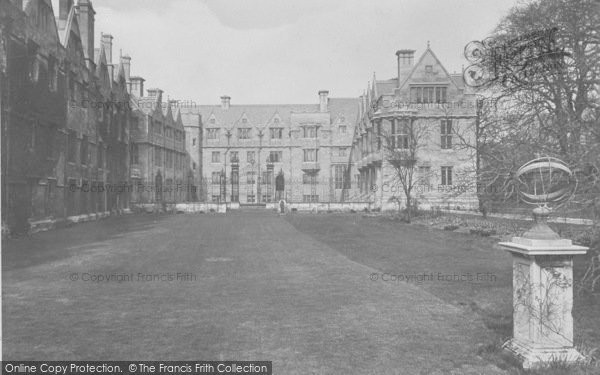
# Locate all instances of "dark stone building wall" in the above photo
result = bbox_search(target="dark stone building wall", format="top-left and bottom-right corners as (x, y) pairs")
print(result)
(1, 0), (132, 234)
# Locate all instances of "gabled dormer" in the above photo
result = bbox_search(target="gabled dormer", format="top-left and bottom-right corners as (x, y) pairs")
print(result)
(114, 62), (127, 90)
(174, 108), (184, 131)
(207, 113), (217, 126)
(146, 88), (164, 119)
(235, 113), (253, 140)
(267, 113), (284, 140)
(204, 112), (220, 142)
(94, 46), (111, 97)
(163, 102), (174, 126)
(397, 44), (460, 103)
(24, 0), (61, 51)
(269, 113), (283, 126)
(400, 46), (458, 88)
(238, 113), (251, 127)
(58, 5), (89, 109)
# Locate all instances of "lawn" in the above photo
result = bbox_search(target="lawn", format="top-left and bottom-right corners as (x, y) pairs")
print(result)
(0, 211), (512, 374)
(285, 212), (600, 374)
(3, 210), (598, 374)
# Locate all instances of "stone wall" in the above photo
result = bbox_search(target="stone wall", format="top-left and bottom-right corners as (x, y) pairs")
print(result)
(132, 202), (227, 213)
(266, 201), (373, 212)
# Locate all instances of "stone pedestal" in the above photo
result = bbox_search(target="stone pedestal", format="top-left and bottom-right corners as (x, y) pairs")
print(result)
(499, 209), (588, 369)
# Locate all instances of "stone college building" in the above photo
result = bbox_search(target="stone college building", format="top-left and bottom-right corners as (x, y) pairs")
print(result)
(180, 92), (359, 205)
(351, 44), (479, 211)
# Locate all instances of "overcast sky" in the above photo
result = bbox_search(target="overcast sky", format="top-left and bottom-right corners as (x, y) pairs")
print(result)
(88, 0), (520, 104)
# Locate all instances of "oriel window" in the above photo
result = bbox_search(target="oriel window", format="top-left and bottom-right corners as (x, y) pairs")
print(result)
(391, 119), (410, 150)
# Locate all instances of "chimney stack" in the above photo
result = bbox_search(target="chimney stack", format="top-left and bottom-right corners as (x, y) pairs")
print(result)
(168, 100), (179, 110)
(318, 90), (329, 112)
(101, 33), (114, 81)
(129, 77), (145, 97)
(220, 96), (231, 110)
(101, 33), (113, 63)
(75, 0), (95, 69)
(396, 49), (415, 87)
(147, 88), (163, 98)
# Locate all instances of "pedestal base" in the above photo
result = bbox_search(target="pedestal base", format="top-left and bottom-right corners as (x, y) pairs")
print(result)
(503, 339), (585, 369)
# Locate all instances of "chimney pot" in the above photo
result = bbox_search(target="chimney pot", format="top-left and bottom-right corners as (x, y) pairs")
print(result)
(220, 96), (231, 110)
(76, 0), (96, 67)
(129, 76), (145, 97)
(318, 90), (329, 112)
(101, 33), (114, 64)
(147, 88), (163, 98)
(396, 49), (415, 87)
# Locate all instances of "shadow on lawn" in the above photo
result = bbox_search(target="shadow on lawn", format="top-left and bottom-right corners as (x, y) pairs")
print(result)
(1, 213), (172, 270)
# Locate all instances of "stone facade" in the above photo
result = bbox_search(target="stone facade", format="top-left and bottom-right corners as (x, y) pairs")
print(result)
(1, 0), (132, 233)
(180, 110), (202, 201)
(128, 83), (193, 204)
(180, 93), (359, 204)
(1, 1), (480, 228)
(351, 45), (479, 211)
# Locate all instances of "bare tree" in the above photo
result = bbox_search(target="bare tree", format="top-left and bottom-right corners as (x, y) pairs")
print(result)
(451, 96), (541, 215)
(380, 118), (432, 222)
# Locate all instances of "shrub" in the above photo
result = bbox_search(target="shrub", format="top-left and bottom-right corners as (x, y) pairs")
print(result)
(479, 229), (497, 237)
(576, 227), (600, 295)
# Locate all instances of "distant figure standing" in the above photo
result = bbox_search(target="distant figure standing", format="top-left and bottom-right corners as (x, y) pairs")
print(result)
(279, 199), (286, 214)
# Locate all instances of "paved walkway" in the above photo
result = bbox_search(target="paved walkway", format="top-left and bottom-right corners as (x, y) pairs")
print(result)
(3, 211), (506, 374)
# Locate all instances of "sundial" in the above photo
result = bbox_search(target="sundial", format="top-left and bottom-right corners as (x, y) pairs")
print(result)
(500, 157), (588, 369)
(514, 157), (576, 240)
